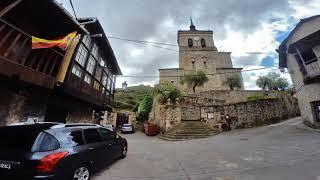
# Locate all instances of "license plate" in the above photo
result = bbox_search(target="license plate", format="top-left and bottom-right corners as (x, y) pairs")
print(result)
(0, 163), (11, 170)
(0, 160), (20, 170)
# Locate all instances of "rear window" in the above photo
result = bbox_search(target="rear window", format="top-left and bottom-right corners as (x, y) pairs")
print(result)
(0, 126), (43, 151)
(31, 132), (60, 152)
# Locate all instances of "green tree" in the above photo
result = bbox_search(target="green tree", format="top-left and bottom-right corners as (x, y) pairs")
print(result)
(180, 71), (209, 93)
(137, 95), (153, 121)
(153, 81), (181, 104)
(256, 72), (289, 91)
(256, 76), (272, 91)
(225, 76), (242, 90)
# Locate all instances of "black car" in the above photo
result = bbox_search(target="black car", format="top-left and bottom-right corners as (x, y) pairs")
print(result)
(0, 122), (128, 180)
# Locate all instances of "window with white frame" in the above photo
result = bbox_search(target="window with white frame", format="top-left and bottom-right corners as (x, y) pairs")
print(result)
(72, 64), (83, 78)
(86, 56), (96, 74)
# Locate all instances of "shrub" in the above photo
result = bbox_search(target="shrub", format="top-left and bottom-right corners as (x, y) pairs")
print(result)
(153, 81), (181, 104)
(137, 95), (153, 122)
(247, 94), (274, 102)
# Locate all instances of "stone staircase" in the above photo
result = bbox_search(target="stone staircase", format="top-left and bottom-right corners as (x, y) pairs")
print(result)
(159, 121), (220, 141)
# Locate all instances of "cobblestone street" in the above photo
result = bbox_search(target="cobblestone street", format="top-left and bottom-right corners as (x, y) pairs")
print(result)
(93, 117), (320, 180)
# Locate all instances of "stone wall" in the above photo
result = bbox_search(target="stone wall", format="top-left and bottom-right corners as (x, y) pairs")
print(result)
(0, 87), (95, 126)
(150, 90), (300, 132)
(66, 105), (94, 124)
(149, 98), (181, 132)
(201, 96), (300, 129)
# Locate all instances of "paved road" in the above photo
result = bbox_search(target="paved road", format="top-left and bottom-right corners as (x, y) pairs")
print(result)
(93, 117), (320, 180)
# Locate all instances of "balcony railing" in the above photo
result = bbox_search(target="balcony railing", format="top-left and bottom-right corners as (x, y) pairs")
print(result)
(0, 18), (63, 88)
(304, 57), (320, 78)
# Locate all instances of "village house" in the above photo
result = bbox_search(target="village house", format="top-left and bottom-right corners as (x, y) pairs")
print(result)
(159, 19), (244, 94)
(278, 15), (320, 128)
(0, 0), (121, 126)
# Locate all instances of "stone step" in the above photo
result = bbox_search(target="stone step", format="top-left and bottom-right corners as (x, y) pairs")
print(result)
(159, 121), (220, 141)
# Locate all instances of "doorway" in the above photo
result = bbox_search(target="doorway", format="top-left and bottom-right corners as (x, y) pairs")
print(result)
(45, 104), (68, 123)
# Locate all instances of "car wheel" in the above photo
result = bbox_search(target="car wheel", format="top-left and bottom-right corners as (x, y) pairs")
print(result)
(73, 165), (90, 180)
(120, 145), (127, 159)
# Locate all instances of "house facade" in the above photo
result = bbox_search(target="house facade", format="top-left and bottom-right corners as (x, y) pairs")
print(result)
(0, 0), (121, 126)
(159, 20), (244, 94)
(279, 15), (320, 128)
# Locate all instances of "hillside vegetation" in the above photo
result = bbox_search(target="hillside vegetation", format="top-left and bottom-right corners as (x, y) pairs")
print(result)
(113, 85), (153, 111)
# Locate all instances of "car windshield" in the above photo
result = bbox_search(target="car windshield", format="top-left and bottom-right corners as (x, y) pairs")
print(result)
(123, 124), (131, 127)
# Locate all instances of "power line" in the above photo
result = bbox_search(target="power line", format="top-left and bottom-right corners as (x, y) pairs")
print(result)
(107, 36), (177, 47)
(69, 0), (77, 18)
(117, 66), (279, 78)
(107, 36), (276, 55)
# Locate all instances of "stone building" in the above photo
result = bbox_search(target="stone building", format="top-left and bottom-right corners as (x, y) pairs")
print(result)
(159, 19), (244, 93)
(279, 15), (320, 128)
(0, 0), (121, 126)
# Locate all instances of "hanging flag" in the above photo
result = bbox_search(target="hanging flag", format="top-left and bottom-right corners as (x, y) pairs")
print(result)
(32, 31), (77, 50)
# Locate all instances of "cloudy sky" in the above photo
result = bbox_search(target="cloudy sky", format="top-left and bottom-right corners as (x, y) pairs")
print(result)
(58, 0), (320, 89)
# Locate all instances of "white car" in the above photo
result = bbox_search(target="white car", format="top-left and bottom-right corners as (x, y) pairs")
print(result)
(121, 124), (134, 133)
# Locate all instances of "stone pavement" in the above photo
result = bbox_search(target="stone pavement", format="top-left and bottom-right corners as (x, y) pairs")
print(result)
(93, 117), (320, 180)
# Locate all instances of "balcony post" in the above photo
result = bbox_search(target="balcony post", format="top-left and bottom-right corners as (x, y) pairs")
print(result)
(0, 0), (23, 17)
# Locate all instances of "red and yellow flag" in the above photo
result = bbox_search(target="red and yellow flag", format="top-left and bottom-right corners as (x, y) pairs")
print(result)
(32, 31), (77, 50)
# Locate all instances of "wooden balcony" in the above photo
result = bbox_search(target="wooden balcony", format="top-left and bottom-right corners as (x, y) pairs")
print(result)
(303, 58), (320, 83)
(63, 73), (113, 110)
(0, 18), (63, 89)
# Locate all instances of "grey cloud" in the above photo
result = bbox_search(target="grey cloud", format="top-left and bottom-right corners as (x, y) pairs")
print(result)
(59, 0), (305, 87)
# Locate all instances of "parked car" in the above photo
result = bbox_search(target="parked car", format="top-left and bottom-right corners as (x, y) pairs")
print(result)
(104, 124), (116, 132)
(121, 124), (134, 134)
(0, 122), (127, 180)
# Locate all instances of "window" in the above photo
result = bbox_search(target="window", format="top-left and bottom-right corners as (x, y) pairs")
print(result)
(82, 35), (92, 48)
(84, 129), (102, 144)
(100, 58), (106, 67)
(202, 57), (207, 68)
(75, 44), (89, 66)
(201, 38), (206, 47)
(107, 77), (112, 91)
(72, 64), (83, 78)
(91, 43), (99, 59)
(31, 132), (60, 152)
(188, 39), (193, 47)
(102, 73), (108, 86)
(95, 66), (102, 81)
(84, 74), (92, 84)
(58, 130), (84, 148)
(94, 80), (101, 91)
(99, 128), (114, 141)
(192, 61), (195, 69)
(300, 49), (318, 65)
(86, 56), (96, 74)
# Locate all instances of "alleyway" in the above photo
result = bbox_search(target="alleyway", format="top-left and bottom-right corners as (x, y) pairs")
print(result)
(93, 117), (320, 180)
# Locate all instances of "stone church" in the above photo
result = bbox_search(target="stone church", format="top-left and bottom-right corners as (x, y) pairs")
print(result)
(159, 19), (244, 93)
